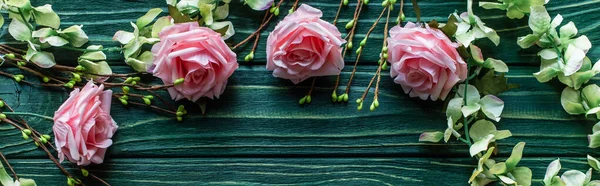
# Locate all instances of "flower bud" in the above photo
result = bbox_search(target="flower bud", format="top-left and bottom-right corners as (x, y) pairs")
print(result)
(373, 99), (380, 107)
(120, 95), (129, 101)
(363, 0), (369, 5)
(269, 6), (276, 13)
(401, 13), (406, 21)
(331, 92), (338, 102)
(274, 7), (280, 16)
(174, 78), (185, 85)
(72, 73), (81, 82)
(42, 76), (50, 83)
(356, 47), (362, 55)
(122, 86), (130, 94)
(22, 129), (32, 135)
(299, 96), (306, 105)
(382, 46), (388, 53)
(0, 100), (4, 108)
(370, 102), (376, 111)
(345, 19), (355, 29)
(40, 137), (48, 144)
(143, 98), (152, 105)
(0, 113), (5, 119)
(144, 95), (154, 100)
(42, 134), (52, 141)
(343, 93), (349, 102)
(360, 38), (367, 47)
(81, 169), (89, 177)
(337, 94), (344, 102)
(75, 65), (86, 71)
(177, 116), (183, 121)
(244, 52), (254, 62)
(343, 0), (349, 5)
(22, 131), (29, 140)
(346, 42), (353, 50)
(64, 82), (74, 89)
(356, 98), (362, 104)
(381, 0), (388, 7)
(119, 98), (128, 105)
(176, 111), (184, 117)
(132, 77), (141, 82)
(306, 95), (312, 104)
(4, 53), (15, 59)
(357, 102), (363, 111)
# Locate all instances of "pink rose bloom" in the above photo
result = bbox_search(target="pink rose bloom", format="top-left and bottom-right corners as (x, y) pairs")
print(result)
(387, 22), (467, 101)
(53, 81), (117, 166)
(266, 4), (346, 84)
(150, 22), (238, 101)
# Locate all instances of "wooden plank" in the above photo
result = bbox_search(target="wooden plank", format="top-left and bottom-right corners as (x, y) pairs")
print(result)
(0, 66), (597, 159)
(3, 157), (599, 185)
(2, 0), (599, 65)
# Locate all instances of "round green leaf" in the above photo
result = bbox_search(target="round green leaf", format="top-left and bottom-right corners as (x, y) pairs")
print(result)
(8, 18), (32, 41)
(469, 120), (497, 142)
(33, 4), (60, 29)
(419, 131), (444, 143)
(528, 5), (551, 34)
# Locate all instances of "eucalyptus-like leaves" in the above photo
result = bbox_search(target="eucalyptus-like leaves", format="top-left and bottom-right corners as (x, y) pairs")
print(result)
(447, 84), (505, 123)
(78, 45), (113, 82)
(543, 159), (600, 186)
(0, 160), (37, 186)
(479, 0), (548, 19)
(453, 12), (500, 47)
(560, 84), (600, 119)
(470, 142), (531, 186)
(113, 8), (171, 72)
(172, 0), (235, 39)
(470, 45), (508, 73)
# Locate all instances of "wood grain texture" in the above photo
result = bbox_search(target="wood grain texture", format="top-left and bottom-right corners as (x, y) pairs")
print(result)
(3, 157), (600, 186)
(0, 0), (598, 65)
(0, 66), (597, 159)
(1, 0), (600, 185)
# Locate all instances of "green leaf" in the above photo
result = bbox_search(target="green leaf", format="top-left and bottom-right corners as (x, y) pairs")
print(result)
(8, 18), (32, 41)
(209, 21), (235, 40)
(498, 175), (516, 185)
(469, 147), (495, 183)
(561, 170), (587, 186)
(505, 142), (526, 171)
(473, 70), (519, 96)
(168, 5), (196, 23)
(419, 131), (444, 143)
(480, 95), (504, 122)
(244, 0), (274, 11)
(461, 104), (481, 118)
(79, 45), (107, 62)
(469, 120), (497, 142)
(32, 28), (57, 38)
(517, 34), (541, 49)
(511, 167), (532, 186)
(152, 16), (173, 38)
(59, 25), (89, 47)
(582, 84), (600, 107)
(479, 2), (506, 10)
(489, 162), (508, 174)
(491, 130), (512, 140)
(39, 36), (68, 46)
(534, 66), (560, 83)
(137, 8), (163, 29)
(482, 58), (508, 73)
(30, 51), (55, 68)
(18, 178), (37, 186)
(199, 3), (215, 25)
(544, 159), (562, 186)
(126, 51), (153, 72)
(33, 4), (60, 29)
(1, 159), (15, 186)
(588, 155), (600, 171)
(440, 14), (458, 37)
(528, 5), (551, 34)
(457, 84), (480, 105)
(469, 134), (494, 157)
(214, 4), (229, 20)
(0, 14), (5, 29)
(557, 71), (597, 90)
(113, 30), (135, 44)
(79, 59), (113, 82)
(560, 21), (578, 38)
(5, 0), (32, 9)
(470, 45), (485, 63)
(446, 98), (463, 124)
(563, 44), (585, 76)
(589, 131), (600, 148)
(561, 87), (587, 115)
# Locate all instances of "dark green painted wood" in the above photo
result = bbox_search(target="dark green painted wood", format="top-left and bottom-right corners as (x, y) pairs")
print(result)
(0, 66), (597, 159)
(3, 157), (600, 186)
(1, 0), (598, 65)
(1, 0), (600, 185)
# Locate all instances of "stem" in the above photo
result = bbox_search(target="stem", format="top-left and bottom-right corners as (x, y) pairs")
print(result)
(3, 112), (54, 121)
(463, 63), (472, 146)
(232, 0), (284, 50)
(306, 77), (317, 96)
(333, 0), (345, 25)
(345, 6), (387, 94)
(0, 151), (19, 181)
(374, 6), (393, 101)
(18, 8), (34, 31)
(546, 34), (565, 65)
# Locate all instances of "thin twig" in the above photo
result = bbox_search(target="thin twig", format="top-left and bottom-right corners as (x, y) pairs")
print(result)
(232, 0), (285, 50)
(0, 151), (19, 181)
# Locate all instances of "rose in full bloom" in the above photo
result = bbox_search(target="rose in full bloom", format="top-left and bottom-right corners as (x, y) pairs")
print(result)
(266, 4), (346, 84)
(387, 22), (468, 101)
(53, 81), (118, 166)
(150, 22), (238, 101)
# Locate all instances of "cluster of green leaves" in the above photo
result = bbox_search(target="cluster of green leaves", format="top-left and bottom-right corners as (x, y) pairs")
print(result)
(418, 6), (533, 185)
(113, 8), (170, 72)
(542, 157), (600, 186)
(518, 6), (599, 88)
(514, 4), (600, 148)
(2, 0), (114, 82)
(168, 0), (235, 39)
(1, 160), (36, 186)
(479, 0), (548, 19)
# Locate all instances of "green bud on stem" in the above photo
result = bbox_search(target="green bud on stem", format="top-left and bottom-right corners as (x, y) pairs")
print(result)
(174, 78), (185, 85)
(345, 19), (355, 29)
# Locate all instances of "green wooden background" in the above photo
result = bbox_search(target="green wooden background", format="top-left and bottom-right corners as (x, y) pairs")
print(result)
(1, 0), (600, 185)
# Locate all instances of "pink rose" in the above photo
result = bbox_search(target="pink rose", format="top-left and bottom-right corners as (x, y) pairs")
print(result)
(387, 22), (467, 101)
(150, 22), (238, 101)
(53, 81), (117, 166)
(266, 4), (346, 84)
